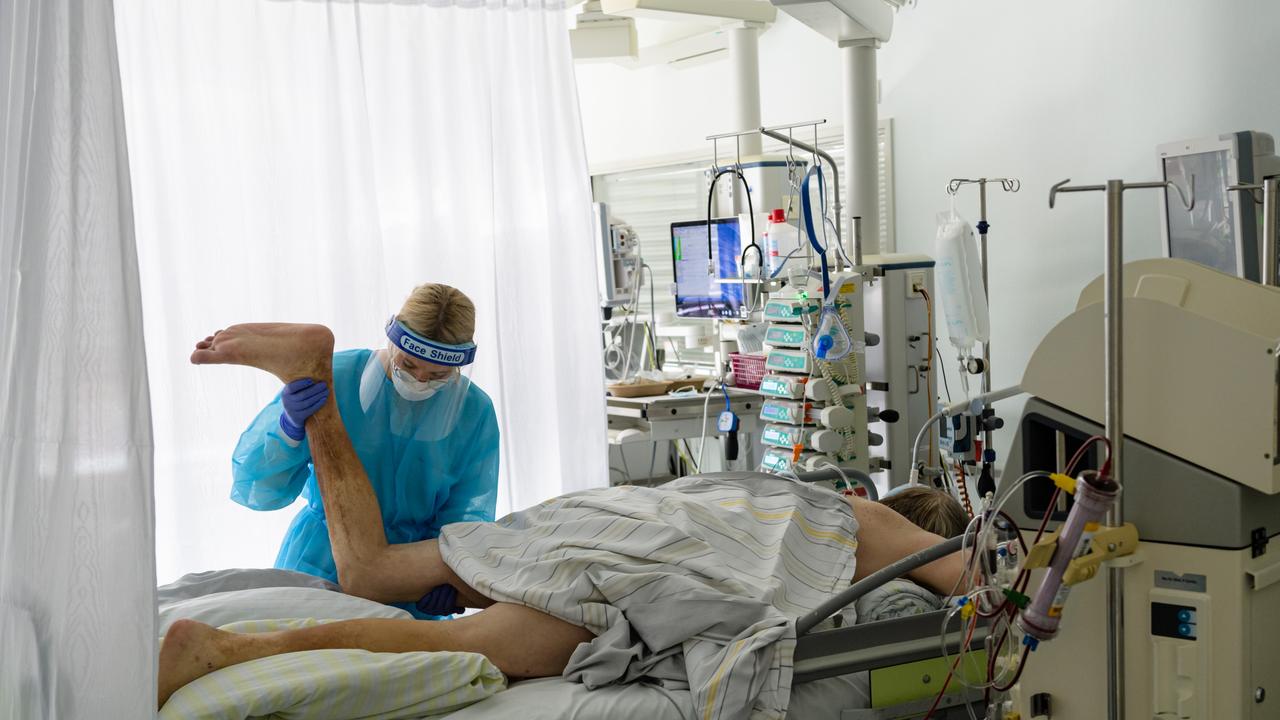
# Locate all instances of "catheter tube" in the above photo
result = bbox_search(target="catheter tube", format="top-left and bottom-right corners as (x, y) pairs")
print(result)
(797, 534), (966, 636)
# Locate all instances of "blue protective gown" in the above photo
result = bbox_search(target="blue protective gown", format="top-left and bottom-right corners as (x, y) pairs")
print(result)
(231, 349), (499, 618)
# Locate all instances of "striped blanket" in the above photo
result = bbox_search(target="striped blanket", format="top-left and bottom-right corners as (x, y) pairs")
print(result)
(439, 474), (860, 720)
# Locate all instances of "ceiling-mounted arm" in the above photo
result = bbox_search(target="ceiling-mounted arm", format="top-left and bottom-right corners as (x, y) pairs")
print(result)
(601, 0), (777, 24)
(771, 0), (895, 44)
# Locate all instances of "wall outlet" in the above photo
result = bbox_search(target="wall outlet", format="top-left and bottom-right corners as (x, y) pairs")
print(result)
(907, 271), (927, 297)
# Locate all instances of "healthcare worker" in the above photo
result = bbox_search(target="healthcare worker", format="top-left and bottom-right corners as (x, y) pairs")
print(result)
(231, 283), (499, 617)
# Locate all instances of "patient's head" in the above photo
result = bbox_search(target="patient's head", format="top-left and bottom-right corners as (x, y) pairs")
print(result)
(880, 486), (968, 538)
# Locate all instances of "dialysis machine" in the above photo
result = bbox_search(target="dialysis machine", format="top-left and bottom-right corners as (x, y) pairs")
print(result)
(1002, 258), (1280, 719)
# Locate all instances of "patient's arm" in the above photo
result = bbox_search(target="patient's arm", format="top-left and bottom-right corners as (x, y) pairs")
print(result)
(845, 495), (969, 596)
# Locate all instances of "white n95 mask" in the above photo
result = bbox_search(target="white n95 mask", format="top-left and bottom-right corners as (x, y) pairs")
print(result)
(392, 366), (447, 402)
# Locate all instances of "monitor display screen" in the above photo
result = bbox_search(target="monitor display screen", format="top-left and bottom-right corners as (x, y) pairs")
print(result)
(671, 218), (745, 318)
(1163, 149), (1240, 276)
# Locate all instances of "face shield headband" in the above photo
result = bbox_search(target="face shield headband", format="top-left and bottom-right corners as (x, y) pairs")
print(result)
(385, 316), (477, 367)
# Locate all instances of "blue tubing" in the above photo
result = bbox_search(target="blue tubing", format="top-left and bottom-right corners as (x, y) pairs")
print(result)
(801, 164), (831, 297)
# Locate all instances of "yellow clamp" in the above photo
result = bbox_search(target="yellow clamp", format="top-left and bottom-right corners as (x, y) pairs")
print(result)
(1063, 523), (1139, 586)
(1022, 529), (1060, 571)
(1050, 473), (1076, 495)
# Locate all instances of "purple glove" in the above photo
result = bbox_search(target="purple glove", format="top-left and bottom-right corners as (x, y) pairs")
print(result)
(279, 378), (329, 441)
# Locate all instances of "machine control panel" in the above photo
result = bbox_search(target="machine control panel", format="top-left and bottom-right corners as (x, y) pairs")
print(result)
(1150, 590), (1211, 719)
(1151, 601), (1199, 640)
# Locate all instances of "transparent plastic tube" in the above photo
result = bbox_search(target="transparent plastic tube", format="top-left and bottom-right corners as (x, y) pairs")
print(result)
(1018, 471), (1119, 641)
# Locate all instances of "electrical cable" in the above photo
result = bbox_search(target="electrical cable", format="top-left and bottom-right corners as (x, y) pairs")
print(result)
(768, 246), (804, 279)
(706, 166), (759, 318)
(695, 380), (724, 473)
(825, 215), (855, 268)
(740, 244), (763, 314)
(706, 167), (758, 265)
(936, 343), (953, 403)
(613, 257), (650, 382)
(642, 263), (659, 369)
(918, 288), (939, 467)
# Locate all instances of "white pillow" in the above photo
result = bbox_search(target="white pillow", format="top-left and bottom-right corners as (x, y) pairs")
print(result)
(159, 586), (410, 634)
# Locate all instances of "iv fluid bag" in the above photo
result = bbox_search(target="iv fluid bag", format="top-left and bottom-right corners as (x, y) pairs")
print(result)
(934, 211), (990, 355)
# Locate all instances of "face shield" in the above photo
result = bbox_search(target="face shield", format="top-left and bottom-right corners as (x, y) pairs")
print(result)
(358, 315), (477, 441)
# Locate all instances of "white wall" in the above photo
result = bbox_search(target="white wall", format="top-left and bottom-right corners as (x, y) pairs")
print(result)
(577, 0), (1280, 461)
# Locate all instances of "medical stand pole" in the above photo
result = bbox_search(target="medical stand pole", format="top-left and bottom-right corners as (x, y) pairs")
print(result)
(1049, 177), (1194, 720)
(945, 178), (1020, 454)
(1102, 181), (1127, 720)
(1227, 176), (1280, 286)
(1266, 178), (1279, 287)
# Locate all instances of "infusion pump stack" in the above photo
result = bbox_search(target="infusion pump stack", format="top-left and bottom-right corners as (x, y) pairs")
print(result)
(593, 201), (641, 317)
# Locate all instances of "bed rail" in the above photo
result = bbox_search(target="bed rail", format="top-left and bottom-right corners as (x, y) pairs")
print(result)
(794, 609), (988, 683)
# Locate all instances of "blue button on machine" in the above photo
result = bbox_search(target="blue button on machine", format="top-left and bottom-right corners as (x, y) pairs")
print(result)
(1178, 623), (1193, 637)
(1177, 609), (1194, 623)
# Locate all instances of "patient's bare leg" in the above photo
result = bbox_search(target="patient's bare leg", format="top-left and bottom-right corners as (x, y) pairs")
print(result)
(190, 323), (335, 383)
(190, 323), (485, 605)
(159, 604), (592, 708)
(167, 323), (593, 708)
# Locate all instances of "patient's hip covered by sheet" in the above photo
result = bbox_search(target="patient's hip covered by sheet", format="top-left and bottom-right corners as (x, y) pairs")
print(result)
(439, 474), (860, 720)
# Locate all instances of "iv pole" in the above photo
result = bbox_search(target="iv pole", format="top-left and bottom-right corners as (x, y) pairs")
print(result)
(945, 177), (1020, 458)
(1227, 176), (1280, 287)
(1048, 175), (1194, 720)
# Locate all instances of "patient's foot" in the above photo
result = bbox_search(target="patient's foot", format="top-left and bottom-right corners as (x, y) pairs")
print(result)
(158, 619), (236, 708)
(190, 323), (334, 383)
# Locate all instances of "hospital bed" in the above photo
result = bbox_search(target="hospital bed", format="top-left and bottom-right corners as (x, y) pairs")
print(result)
(158, 472), (983, 719)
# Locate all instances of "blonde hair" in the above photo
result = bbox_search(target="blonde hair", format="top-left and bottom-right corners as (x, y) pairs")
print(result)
(881, 486), (969, 539)
(398, 283), (476, 345)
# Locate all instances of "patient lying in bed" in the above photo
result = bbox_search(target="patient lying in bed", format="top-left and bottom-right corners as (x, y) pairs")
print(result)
(881, 484), (969, 539)
(160, 323), (970, 719)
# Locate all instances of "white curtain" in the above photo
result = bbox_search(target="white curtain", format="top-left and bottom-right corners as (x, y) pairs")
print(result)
(1, 0), (156, 716)
(115, 0), (608, 582)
